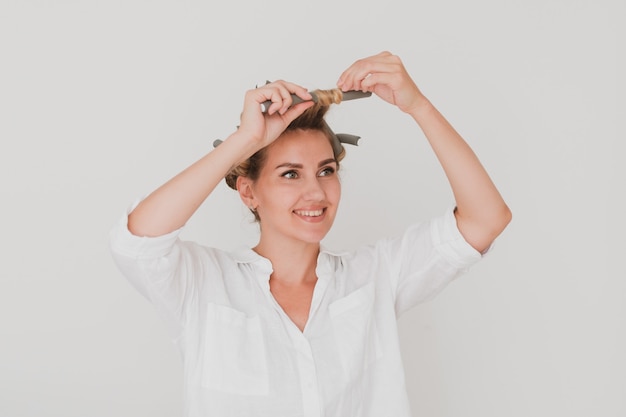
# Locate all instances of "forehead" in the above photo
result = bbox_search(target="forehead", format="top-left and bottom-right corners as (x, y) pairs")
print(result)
(265, 130), (334, 163)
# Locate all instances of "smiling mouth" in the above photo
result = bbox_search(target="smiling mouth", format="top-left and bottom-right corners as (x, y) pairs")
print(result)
(293, 209), (325, 217)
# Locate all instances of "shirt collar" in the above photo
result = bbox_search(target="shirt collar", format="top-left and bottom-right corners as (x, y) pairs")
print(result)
(231, 247), (273, 271)
(231, 246), (348, 282)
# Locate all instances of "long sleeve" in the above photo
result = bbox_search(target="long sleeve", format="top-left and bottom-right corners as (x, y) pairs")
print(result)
(382, 208), (486, 316)
(109, 202), (200, 337)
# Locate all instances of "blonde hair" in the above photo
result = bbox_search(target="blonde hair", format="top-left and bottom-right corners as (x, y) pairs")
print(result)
(225, 89), (346, 191)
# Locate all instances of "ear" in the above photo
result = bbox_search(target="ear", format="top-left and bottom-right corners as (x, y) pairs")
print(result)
(236, 176), (256, 208)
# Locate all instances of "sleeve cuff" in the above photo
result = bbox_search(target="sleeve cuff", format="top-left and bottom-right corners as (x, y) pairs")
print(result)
(109, 198), (184, 259)
(430, 207), (486, 270)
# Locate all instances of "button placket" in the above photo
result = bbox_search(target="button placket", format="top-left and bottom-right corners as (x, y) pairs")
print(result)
(294, 333), (322, 417)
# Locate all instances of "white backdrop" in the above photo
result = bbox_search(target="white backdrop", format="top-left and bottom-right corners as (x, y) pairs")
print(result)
(1, 1), (623, 416)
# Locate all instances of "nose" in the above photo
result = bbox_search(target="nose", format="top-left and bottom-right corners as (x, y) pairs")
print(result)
(302, 176), (325, 202)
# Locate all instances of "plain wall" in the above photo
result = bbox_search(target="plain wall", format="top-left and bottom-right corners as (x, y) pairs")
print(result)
(1, 0), (623, 416)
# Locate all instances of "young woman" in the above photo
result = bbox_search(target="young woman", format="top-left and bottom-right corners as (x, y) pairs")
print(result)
(110, 51), (511, 417)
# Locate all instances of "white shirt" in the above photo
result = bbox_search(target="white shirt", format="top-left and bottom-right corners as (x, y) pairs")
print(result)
(109, 207), (484, 417)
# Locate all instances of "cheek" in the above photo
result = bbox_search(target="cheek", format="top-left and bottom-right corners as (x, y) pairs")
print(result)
(257, 186), (298, 211)
(327, 179), (341, 203)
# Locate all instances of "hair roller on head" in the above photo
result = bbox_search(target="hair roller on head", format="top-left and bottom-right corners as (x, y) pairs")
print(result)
(215, 87), (372, 197)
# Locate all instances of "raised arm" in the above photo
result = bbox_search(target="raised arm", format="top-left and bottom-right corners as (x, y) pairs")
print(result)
(337, 51), (511, 253)
(127, 82), (314, 237)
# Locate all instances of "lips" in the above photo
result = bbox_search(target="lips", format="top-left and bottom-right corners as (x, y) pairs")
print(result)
(293, 209), (325, 217)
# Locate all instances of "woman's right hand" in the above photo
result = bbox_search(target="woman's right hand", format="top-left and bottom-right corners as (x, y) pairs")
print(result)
(235, 81), (314, 151)
(127, 82), (313, 238)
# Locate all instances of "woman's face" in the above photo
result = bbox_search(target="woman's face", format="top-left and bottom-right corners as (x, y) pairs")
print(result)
(246, 129), (341, 245)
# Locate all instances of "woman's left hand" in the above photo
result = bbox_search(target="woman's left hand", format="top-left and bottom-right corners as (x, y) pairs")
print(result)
(338, 51), (511, 253)
(337, 51), (427, 114)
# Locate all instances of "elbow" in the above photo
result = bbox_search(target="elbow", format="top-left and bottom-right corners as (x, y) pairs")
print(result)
(486, 203), (512, 241)
(457, 203), (512, 253)
(497, 203), (513, 234)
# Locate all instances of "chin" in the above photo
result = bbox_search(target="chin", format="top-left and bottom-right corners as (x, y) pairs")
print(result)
(296, 227), (333, 245)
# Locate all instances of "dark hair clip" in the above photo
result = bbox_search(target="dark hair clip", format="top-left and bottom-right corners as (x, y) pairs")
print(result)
(213, 85), (370, 150)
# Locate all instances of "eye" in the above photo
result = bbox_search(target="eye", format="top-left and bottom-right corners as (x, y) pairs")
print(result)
(319, 166), (336, 177)
(281, 170), (298, 179)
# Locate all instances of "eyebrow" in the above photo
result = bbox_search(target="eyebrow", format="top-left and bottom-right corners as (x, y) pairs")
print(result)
(274, 158), (337, 170)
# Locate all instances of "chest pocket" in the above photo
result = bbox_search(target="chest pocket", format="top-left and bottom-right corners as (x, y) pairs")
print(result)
(329, 282), (382, 381)
(202, 303), (269, 396)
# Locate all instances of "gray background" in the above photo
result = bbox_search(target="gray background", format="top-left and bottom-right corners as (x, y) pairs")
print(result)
(1, 0), (623, 416)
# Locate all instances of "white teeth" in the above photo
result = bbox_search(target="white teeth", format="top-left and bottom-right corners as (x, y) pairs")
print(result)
(295, 209), (324, 217)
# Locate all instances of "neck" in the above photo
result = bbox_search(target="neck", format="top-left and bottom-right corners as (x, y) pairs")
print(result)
(254, 237), (320, 286)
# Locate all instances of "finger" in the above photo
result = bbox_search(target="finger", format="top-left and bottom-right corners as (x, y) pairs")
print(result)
(264, 81), (312, 115)
(341, 61), (402, 93)
(280, 100), (314, 124)
(343, 57), (398, 87)
(274, 81), (312, 114)
(337, 51), (399, 91)
(262, 84), (290, 115)
(360, 72), (382, 92)
(360, 71), (403, 92)
(275, 81), (312, 101)
(276, 82), (297, 115)
(241, 88), (268, 120)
